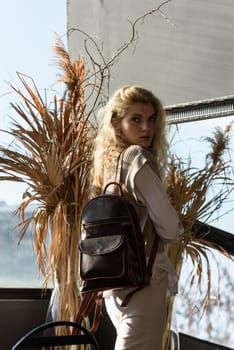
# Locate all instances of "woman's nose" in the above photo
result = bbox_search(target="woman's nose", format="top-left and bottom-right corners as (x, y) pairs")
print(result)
(142, 121), (150, 131)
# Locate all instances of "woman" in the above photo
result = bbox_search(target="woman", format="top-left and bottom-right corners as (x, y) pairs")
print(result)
(91, 85), (183, 350)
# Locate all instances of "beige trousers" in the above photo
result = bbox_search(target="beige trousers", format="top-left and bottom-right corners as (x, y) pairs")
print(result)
(105, 268), (168, 350)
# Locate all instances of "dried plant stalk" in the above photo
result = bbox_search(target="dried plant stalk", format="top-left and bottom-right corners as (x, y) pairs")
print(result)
(0, 39), (96, 326)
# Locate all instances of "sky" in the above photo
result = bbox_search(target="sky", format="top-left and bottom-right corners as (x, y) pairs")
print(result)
(170, 117), (233, 233)
(0, 0), (67, 205)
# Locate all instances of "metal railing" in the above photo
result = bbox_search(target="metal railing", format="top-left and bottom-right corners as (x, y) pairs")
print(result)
(165, 95), (234, 124)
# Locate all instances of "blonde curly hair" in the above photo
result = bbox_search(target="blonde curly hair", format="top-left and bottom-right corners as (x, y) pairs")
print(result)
(92, 85), (167, 194)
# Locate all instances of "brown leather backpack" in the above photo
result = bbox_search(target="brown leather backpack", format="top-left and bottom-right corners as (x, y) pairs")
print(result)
(74, 152), (159, 334)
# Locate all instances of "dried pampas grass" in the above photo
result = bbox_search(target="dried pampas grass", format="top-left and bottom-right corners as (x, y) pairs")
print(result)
(0, 38), (97, 324)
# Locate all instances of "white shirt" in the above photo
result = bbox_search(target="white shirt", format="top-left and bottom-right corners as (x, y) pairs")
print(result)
(122, 146), (184, 295)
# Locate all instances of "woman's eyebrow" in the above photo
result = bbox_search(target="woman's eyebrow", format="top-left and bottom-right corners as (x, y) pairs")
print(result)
(131, 113), (156, 117)
(132, 113), (157, 119)
(131, 113), (142, 117)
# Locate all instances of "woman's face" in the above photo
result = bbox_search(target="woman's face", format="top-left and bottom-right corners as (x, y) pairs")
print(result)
(115, 103), (157, 149)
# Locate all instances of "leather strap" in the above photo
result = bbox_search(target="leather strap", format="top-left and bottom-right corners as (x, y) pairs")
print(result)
(73, 292), (101, 334)
(115, 150), (125, 183)
(89, 294), (103, 334)
(147, 233), (159, 278)
(121, 233), (159, 307)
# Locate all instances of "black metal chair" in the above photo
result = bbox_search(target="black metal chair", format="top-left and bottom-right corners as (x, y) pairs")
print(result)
(11, 320), (100, 349)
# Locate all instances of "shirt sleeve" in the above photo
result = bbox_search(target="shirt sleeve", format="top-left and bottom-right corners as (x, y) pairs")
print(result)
(134, 162), (183, 243)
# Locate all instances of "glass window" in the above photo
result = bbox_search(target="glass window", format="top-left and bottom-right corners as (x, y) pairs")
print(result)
(0, 203), (44, 288)
(0, 0), (66, 289)
(169, 115), (234, 348)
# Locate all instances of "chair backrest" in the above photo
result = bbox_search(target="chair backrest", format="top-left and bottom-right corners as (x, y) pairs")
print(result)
(11, 320), (100, 349)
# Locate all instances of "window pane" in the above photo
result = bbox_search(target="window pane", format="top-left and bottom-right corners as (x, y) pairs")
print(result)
(0, 204), (44, 288)
(169, 116), (234, 348)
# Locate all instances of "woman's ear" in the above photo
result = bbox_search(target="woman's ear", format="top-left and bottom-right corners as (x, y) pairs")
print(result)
(111, 115), (120, 129)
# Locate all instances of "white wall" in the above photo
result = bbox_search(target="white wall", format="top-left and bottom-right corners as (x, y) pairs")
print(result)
(67, 0), (234, 106)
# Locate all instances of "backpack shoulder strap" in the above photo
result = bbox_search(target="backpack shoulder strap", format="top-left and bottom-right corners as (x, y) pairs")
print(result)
(114, 150), (125, 183)
(121, 233), (159, 307)
(73, 292), (103, 335)
(147, 232), (159, 277)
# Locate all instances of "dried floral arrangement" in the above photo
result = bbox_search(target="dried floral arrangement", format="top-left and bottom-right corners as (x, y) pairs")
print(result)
(0, 40), (97, 322)
(0, 1), (233, 349)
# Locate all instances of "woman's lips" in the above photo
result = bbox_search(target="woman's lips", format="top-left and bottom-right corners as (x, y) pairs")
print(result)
(140, 136), (151, 140)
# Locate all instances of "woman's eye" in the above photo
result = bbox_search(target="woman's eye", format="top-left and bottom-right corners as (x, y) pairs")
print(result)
(149, 116), (157, 123)
(131, 117), (140, 123)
